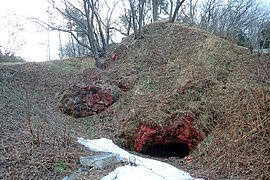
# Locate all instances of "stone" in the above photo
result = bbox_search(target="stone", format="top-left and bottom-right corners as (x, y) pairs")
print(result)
(117, 75), (139, 92)
(80, 153), (121, 170)
(62, 167), (89, 180)
(122, 111), (204, 158)
(59, 83), (121, 118)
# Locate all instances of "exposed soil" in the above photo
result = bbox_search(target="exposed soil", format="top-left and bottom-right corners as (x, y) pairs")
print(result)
(1, 22), (269, 179)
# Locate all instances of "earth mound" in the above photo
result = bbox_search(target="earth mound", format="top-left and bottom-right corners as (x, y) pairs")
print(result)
(59, 22), (269, 179)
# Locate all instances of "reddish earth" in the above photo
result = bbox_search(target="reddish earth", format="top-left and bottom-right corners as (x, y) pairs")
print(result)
(131, 112), (204, 157)
(117, 78), (132, 91)
(60, 84), (119, 118)
(116, 75), (138, 92)
(104, 44), (127, 68)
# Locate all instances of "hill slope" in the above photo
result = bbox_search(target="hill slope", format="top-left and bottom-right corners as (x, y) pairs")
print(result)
(93, 22), (269, 179)
(0, 59), (99, 179)
(1, 22), (269, 179)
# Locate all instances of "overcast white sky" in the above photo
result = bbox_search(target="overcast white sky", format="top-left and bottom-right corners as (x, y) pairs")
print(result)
(0, 0), (121, 62)
(0, 0), (269, 62)
(0, 0), (79, 62)
(0, 0), (60, 61)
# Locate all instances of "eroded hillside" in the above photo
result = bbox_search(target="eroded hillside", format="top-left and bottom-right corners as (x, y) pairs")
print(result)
(65, 22), (269, 179)
(1, 22), (269, 179)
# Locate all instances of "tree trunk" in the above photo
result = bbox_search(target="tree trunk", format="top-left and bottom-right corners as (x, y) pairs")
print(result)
(70, 34), (76, 57)
(129, 0), (138, 39)
(83, 0), (101, 67)
(94, 11), (107, 54)
(138, 0), (145, 38)
(58, 29), (63, 59)
(189, 0), (194, 24)
(169, 0), (173, 20)
(127, 10), (132, 35)
(170, 0), (186, 23)
(152, 0), (159, 22)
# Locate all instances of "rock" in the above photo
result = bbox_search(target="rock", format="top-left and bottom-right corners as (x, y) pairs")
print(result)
(117, 75), (139, 92)
(59, 83), (121, 118)
(104, 44), (127, 68)
(80, 153), (121, 170)
(122, 111), (204, 158)
(62, 167), (89, 180)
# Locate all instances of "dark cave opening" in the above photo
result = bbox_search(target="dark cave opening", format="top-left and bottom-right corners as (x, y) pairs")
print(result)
(141, 142), (190, 158)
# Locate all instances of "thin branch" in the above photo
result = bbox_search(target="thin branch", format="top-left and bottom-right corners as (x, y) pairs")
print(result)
(30, 18), (92, 50)
(109, 27), (129, 36)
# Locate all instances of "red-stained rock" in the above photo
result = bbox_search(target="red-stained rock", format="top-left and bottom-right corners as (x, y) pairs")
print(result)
(118, 78), (131, 92)
(117, 75), (138, 92)
(104, 44), (127, 68)
(127, 112), (204, 156)
(59, 84), (120, 118)
(134, 124), (157, 152)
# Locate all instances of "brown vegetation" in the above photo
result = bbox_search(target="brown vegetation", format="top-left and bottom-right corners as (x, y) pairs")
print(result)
(0, 22), (269, 179)
(99, 22), (270, 179)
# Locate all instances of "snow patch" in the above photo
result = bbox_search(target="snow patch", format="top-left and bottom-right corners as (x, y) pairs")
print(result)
(77, 138), (198, 180)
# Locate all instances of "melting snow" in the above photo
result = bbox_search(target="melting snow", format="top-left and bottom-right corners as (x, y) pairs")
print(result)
(78, 138), (199, 180)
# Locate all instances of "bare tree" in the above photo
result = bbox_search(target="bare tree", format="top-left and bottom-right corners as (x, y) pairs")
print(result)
(138, 0), (146, 38)
(127, 0), (147, 39)
(152, 0), (159, 22)
(0, 20), (25, 56)
(83, 0), (100, 66)
(199, 0), (261, 36)
(32, 0), (122, 67)
(177, 0), (199, 25)
(108, 0), (133, 37)
(169, 0), (186, 23)
(197, 0), (270, 50)
(199, 0), (222, 31)
(128, 0), (139, 39)
(98, 1), (120, 45)
(259, 21), (270, 49)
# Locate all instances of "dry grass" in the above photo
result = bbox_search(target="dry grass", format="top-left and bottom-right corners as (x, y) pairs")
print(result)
(0, 22), (269, 179)
(0, 59), (97, 179)
(99, 22), (270, 179)
(194, 85), (269, 179)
